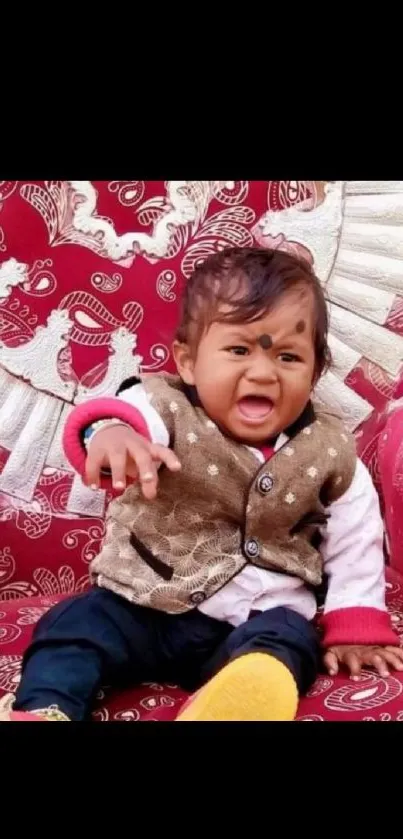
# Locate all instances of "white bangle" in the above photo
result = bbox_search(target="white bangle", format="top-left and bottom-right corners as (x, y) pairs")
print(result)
(83, 419), (131, 450)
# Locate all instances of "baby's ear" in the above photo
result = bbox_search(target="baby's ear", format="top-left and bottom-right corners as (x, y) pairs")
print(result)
(172, 341), (196, 386)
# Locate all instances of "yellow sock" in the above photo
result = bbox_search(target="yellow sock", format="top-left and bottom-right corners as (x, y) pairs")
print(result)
(177, 653), (298, 722)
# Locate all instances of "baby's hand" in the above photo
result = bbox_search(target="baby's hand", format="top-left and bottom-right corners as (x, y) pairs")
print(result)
(85, 424), (181, 500)
(324, 644), (403, 680)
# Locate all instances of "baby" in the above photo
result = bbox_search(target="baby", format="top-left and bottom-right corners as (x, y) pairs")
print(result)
(7, 246), (403, 721)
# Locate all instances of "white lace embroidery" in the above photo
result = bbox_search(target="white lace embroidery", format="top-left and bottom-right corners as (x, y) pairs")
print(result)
(0, 258), (28, 300)
(75, 328), (142, 404)
(0, 309), (74, 400)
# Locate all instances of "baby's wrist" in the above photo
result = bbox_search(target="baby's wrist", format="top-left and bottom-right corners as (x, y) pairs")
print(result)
(83, 419), (132, 449)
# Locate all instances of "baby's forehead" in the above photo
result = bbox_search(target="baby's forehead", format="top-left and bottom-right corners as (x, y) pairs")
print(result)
(212, 293), (315, 336)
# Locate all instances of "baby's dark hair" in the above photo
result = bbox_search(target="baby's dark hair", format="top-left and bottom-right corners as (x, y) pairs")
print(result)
(176, 246), (331, 379)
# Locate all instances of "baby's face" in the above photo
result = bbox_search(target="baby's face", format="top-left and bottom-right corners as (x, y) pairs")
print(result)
(176, 289), (317, 444)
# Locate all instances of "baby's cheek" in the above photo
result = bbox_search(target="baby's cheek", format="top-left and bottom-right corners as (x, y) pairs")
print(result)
(282, 373), (309, 394)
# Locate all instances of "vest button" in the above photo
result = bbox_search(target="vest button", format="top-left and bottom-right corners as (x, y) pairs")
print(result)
(244, 539), (260, 559)
(257, 473), (273, 494)
(190, 591), (206, 605)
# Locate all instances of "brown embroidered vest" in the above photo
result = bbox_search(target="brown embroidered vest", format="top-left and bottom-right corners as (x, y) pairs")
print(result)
(91, 374), (357, 614)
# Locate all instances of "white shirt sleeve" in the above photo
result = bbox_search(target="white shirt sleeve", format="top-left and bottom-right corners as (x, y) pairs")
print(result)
(115, 382), (170, 447)
(321, 458), (387, 614)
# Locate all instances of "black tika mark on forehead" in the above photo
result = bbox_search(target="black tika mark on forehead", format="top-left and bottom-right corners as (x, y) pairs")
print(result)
(296, 320), (305, 334)
(258, 334), (273, 350)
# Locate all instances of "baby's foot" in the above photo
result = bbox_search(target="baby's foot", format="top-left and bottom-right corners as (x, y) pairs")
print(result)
(0, 695), (70, 721)
(176, 652), (298, 721)
(0, 710), (46, 721)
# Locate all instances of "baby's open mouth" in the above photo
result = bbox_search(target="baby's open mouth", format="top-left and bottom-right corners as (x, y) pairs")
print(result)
(237, 396), (274, 421)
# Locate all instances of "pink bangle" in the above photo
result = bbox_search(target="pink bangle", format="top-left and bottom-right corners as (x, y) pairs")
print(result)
(63, 397), (152, 488)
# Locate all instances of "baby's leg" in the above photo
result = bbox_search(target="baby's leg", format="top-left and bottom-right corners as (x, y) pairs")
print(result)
(11, 588), (165, 721)
(177, 607), (320, 721)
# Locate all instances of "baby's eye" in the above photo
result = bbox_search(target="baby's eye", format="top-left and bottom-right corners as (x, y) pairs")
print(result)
(226, 346), (249, 356)
(278, 353), (301, 363)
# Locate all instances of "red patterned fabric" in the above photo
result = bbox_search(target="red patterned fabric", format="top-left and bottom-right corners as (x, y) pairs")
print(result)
(0, 180), (402, 721)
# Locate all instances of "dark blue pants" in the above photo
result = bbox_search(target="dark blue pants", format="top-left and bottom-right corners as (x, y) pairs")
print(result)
(14, 587), (320, 721)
